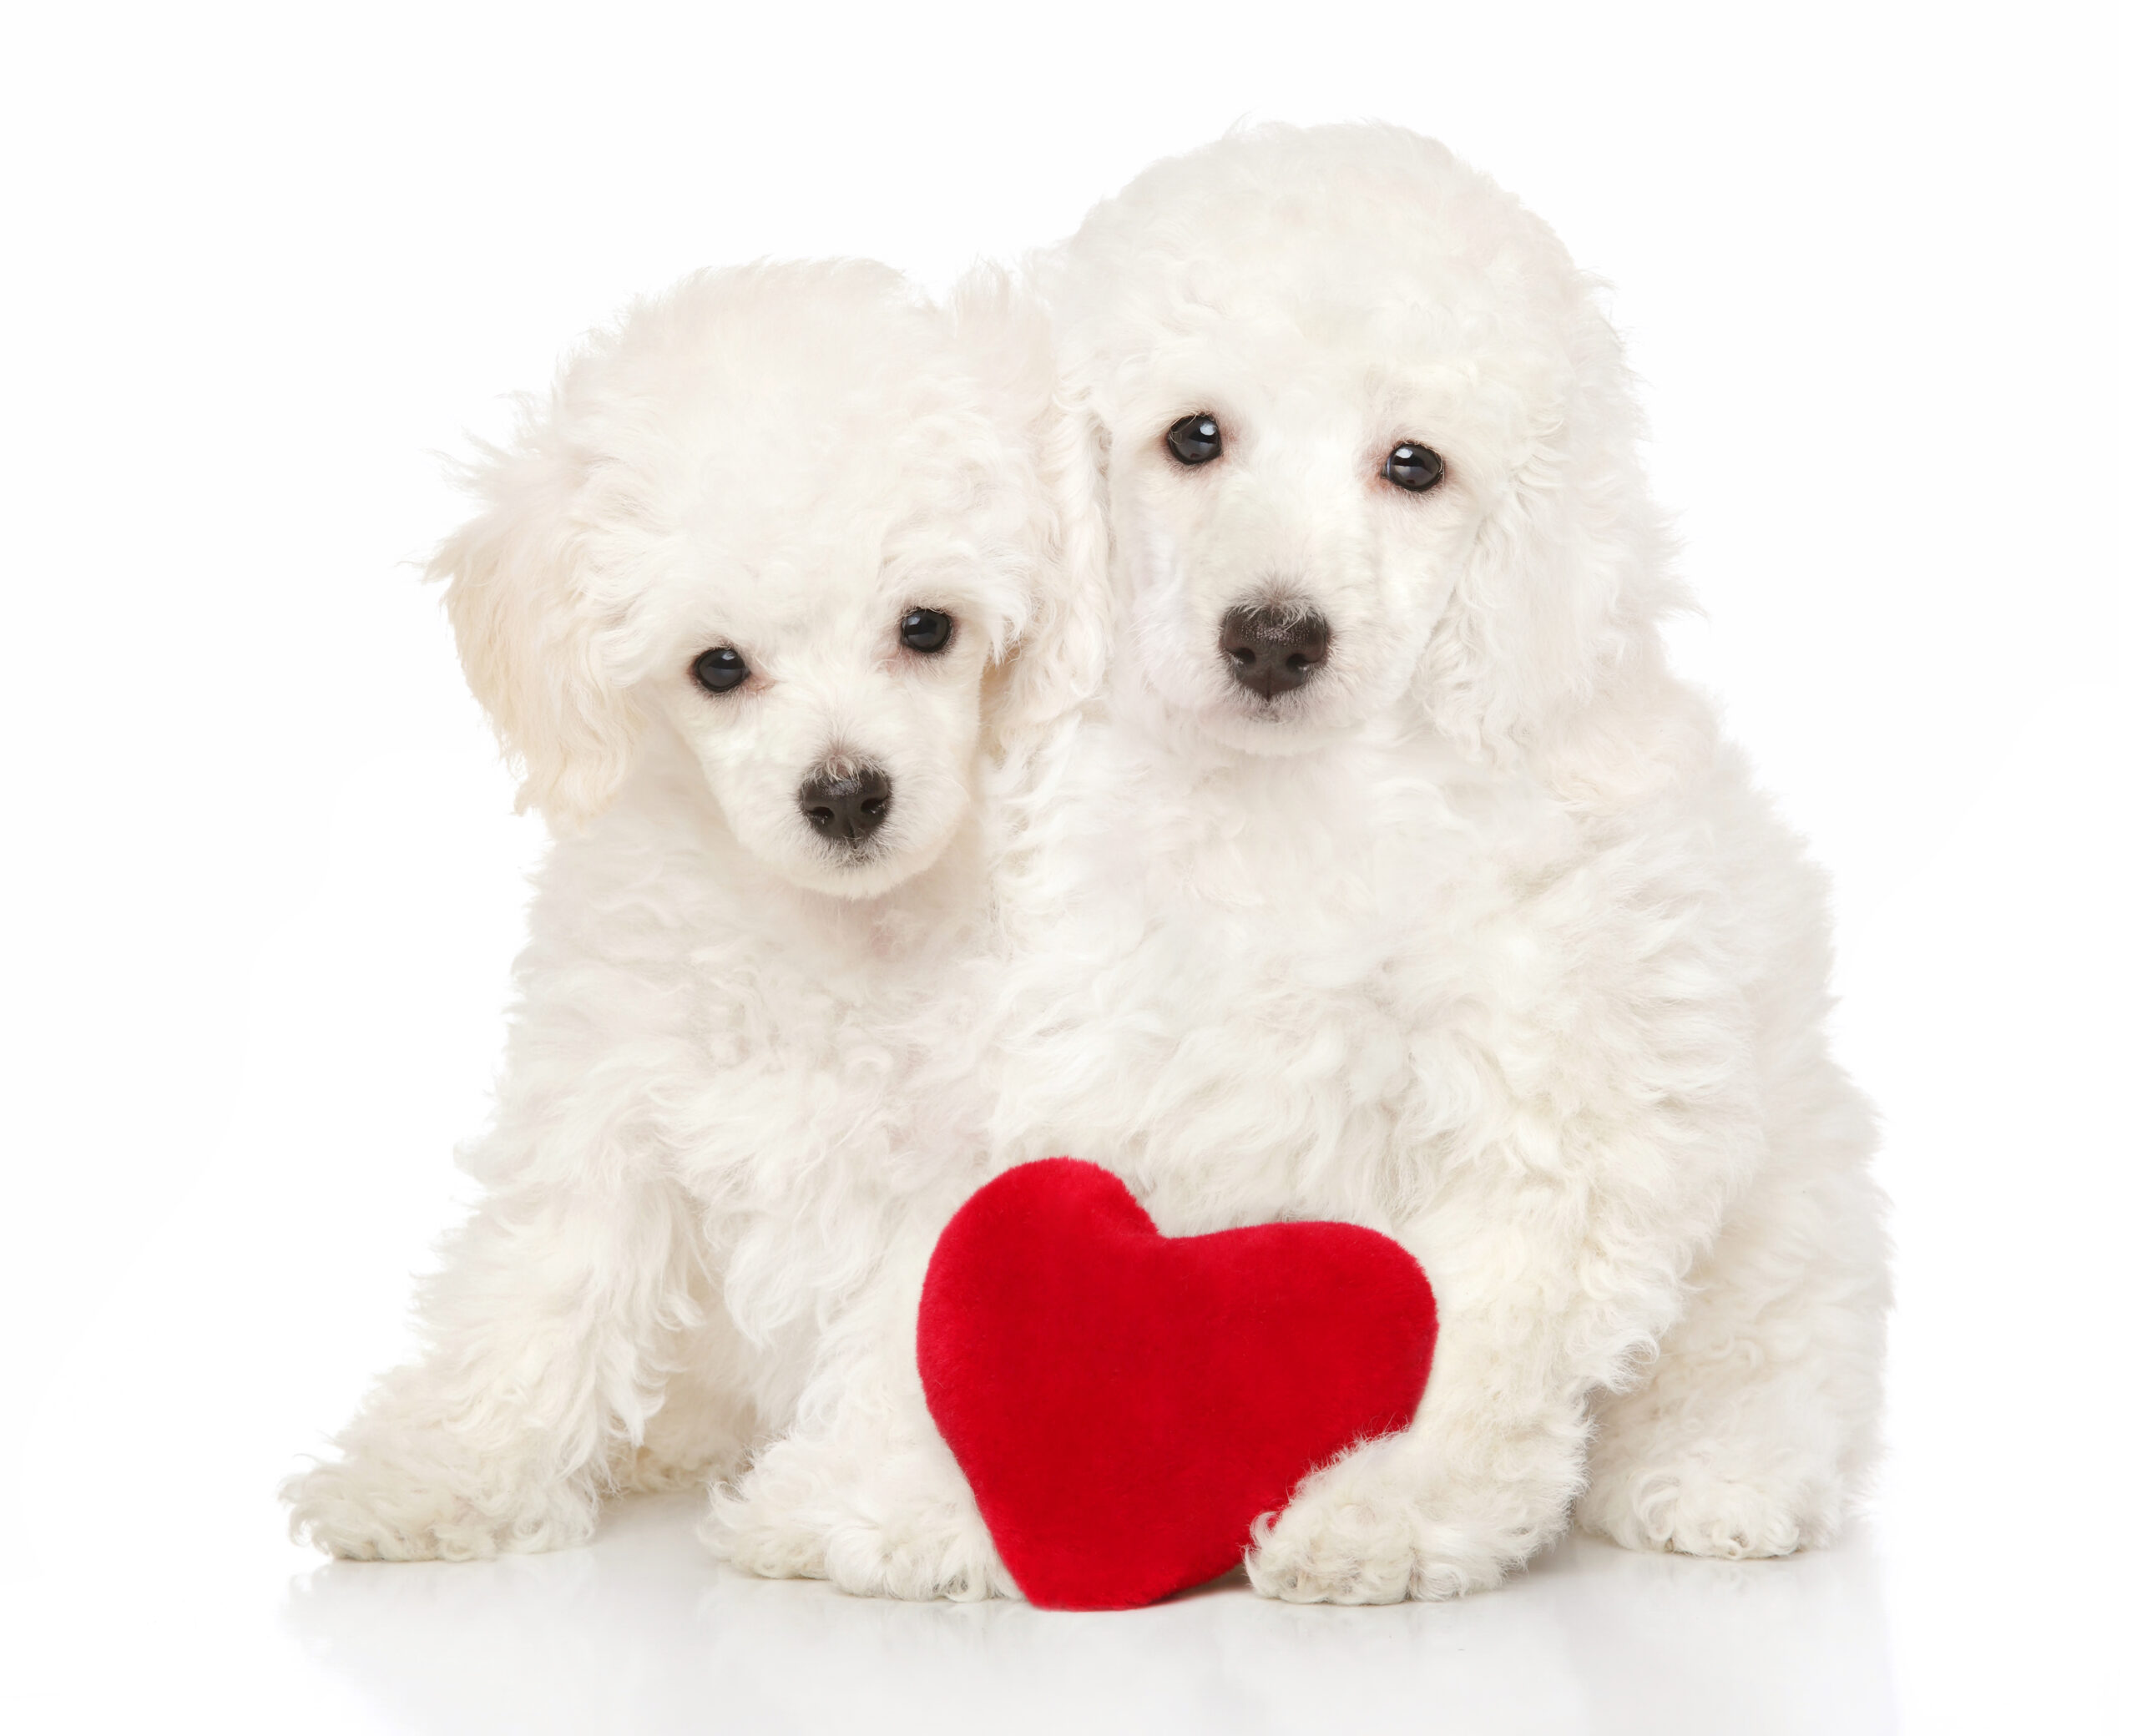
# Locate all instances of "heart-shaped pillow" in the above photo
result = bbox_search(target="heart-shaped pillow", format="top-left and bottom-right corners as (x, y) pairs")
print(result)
(917, 1157), (1437, 1609)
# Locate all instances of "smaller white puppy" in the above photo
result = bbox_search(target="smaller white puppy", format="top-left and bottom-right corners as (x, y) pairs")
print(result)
(285, 260), (1097, 1568)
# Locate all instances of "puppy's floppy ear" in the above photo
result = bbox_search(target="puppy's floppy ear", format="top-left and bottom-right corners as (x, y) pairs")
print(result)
(1420, 309), (1704, 803)
(429, 384), (644, 831)
(988, 389), (1114, 762)
(951, 265), (1114, 766)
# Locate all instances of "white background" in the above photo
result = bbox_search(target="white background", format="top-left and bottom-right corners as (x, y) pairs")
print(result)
(1, 3), (2128, 1731)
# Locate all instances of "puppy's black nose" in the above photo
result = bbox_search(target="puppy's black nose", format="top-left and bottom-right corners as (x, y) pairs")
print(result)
(799, 765), (892, 845)
(1219, 604), (1331, 699)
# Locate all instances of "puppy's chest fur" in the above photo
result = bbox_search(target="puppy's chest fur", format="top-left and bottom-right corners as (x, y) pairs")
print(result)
(674, 871), (993, 1199)
(998, 719), (1576, 1232)
(541, 775), (993, 1349)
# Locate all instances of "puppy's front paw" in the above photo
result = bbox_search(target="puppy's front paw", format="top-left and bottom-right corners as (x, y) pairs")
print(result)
(701, 1472), (830, 1584)
(1245, 1481), (1420, 1605)
(1578, 1461), (1833, 1560)
(283, 1456), (595, 1562)
(820, 1490), (1013, 1602)
(1245, 1438), (1568, 1604)
(705, 1441), (1013, 1601)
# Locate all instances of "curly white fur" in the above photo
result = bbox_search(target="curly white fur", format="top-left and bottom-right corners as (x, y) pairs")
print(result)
(731, 124), (1892, 1603)
(288, 126), (1890, 1610)
(283, 260), (1097, 1589)
(1001, 124), (1890, 1602)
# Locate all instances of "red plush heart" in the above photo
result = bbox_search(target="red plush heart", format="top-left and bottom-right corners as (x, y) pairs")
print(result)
(917, 1157), (1437, 1610)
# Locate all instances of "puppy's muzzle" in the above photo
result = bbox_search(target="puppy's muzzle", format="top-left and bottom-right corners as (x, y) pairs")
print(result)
(799, 763), (892, 847)
(1220, 603), (1331, 700)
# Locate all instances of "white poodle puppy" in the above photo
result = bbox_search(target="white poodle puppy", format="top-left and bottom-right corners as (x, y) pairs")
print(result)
(973, 123), (1892, 1602)
(285, 259), (1099, 1578)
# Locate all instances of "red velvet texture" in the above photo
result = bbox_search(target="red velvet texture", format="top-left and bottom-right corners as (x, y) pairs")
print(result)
(917, 1158), (1437, 1610)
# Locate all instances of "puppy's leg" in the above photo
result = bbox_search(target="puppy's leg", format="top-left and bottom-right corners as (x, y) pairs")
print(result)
(623, 1269), (763, 1496)
(1250, 999), (1767, 1602)
(285, 1168), (707, 1561)
(1245, 1269), (1596, 1605)
(1578, 1078), (1888, 1558)
(704, 1228), (1012, 1601)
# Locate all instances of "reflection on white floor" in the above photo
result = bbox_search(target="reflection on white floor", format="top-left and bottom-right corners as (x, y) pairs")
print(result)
(284, 1493), (1897, 1736)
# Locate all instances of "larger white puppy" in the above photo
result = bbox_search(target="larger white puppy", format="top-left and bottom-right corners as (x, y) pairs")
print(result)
(285, 260), (1097, 1572)
(988, 124), (1890, 1602)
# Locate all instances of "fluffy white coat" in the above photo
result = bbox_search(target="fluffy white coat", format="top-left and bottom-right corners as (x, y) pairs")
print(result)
(1008, 124), (1891, 1599)
(714, 125), (1891, 1604)
(290, 128), (1890, 1608)
(285, 260), (1101, 1577)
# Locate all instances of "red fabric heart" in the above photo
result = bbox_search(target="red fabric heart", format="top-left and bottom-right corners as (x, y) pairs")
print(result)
(917, 1157), (1437, 1610)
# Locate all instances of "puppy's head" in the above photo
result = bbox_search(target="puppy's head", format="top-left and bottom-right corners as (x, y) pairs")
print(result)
(1043, 124), (1680, 773)
(432, 260), (1104, 899)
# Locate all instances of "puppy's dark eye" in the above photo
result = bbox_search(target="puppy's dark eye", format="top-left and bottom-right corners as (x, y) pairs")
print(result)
(691, 646), (749, 694)
(1384, 443), (1446, 493)
(898, 608), (954, 654)
(1165, 413), (1223, 467)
